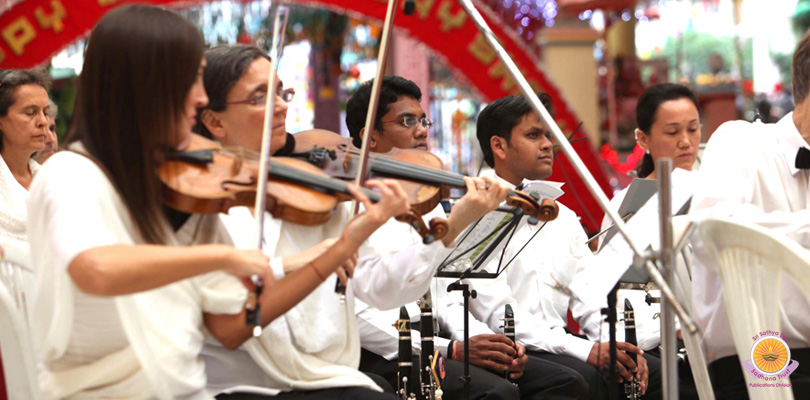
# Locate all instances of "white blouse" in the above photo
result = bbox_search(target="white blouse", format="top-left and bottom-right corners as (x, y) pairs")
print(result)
(0, 153), (39, 243)
(585, 169), (698, 351)
(200, 202), (456, 396)
(27, 150), (232, 400)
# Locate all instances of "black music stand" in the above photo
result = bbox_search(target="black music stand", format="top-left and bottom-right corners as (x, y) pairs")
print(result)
(600, 179), (659, 397)
(600, 186), (692, 398)
(596, 178), (657, 251)
(440, 207), (524, 400)
(437, 180), (562, 399)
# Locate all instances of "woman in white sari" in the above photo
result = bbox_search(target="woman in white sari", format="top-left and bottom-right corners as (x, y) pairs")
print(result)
(0, 68), (51, 244)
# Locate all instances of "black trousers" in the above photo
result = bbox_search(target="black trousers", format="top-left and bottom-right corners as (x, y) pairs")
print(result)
(528, 350), (661, 400)
(215, 372), (397, 400)
(359, 348), (588, 400)
(708, 347), (810, 399)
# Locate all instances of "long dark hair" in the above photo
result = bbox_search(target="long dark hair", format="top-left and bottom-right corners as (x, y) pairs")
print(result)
(66, 5), (204, 244)
(634, 83), (698, 178)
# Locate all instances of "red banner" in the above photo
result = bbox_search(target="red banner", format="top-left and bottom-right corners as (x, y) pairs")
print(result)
(0, 0), (610, 230)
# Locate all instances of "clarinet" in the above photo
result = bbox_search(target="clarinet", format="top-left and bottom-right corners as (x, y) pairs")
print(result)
(418, 292), (438, 400)
(394, 306), (416, 400)
(501, 304), (516, 381)
(624, 299), (641, 399)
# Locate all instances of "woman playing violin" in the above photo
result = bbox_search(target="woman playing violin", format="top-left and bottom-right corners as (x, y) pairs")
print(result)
(27, 6), (407, 399)
(190, 44), (507, 399)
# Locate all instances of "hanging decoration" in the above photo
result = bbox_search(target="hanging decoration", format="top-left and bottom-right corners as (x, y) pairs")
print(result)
(0, 0), (611, 231)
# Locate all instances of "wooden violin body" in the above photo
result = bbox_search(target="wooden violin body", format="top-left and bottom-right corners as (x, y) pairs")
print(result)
(159, 134), (337, 225)
(292, 129), (560, 222)
(158, 134), (448, 242)
(294, 130), (445, 215)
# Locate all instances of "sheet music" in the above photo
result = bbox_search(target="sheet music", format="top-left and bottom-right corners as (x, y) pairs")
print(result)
(439, 209), (515, 273)
(438, 181), (565, 275)
(599, 178), (657, 250)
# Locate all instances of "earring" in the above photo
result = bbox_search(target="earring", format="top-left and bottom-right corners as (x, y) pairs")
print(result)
(645, 149), (650, 155)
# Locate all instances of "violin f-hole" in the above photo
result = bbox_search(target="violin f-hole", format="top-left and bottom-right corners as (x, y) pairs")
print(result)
(220, 176), (257, 190)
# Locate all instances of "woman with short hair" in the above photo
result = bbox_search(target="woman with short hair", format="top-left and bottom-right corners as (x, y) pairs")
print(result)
(0, 68), (51, 243)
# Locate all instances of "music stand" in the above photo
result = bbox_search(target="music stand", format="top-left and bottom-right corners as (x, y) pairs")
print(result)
(601, 192), (692, 397)
(596, 178), (657, 251)
(438, 180), (563, 400)
(437, 179), (563, 279)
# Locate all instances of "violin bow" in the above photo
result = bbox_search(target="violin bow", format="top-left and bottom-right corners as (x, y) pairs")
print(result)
(335, 0), (402, 302)
(247, 6), (290, 336)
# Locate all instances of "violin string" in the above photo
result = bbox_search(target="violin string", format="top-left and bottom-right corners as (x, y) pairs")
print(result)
(205, 146), (384, 202)
(344, 148), (465, 187)
(269, 161), (382, 202)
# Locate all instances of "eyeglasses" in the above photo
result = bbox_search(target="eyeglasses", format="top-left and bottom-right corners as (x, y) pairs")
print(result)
(226, 88), (295, 107)
(381, 116), (433, 129)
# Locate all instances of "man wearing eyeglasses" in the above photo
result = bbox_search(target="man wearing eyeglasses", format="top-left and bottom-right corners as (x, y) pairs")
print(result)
(346, 75), (589, 400)
(346, 75), (432, 152)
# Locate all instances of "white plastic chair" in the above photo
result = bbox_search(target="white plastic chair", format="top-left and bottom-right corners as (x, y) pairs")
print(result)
(672, 217), (715, 400)
(0, 239), (40, 399)
(699, 218), (810, 400)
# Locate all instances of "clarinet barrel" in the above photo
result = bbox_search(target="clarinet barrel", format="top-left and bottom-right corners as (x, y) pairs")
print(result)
(419, 293), (436, 400)
(502, 304), (516, 380)
(394, 306), (415, 399)
(624, 299), (641, 399)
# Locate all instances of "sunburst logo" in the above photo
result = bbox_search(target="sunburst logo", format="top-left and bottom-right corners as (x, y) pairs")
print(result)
(752, 337), (790, 375)
(744, 332), (800, 381)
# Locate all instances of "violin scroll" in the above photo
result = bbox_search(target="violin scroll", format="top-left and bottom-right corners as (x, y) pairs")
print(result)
(537, 198), (559, 222)
(395, 209), (449, 244)
(504, 190), (559, 224)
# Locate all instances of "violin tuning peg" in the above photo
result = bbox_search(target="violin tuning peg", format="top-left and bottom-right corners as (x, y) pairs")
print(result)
(422, 235), (435, 245)
(528, 216), (539, 225)
(529, 191), (540, 200)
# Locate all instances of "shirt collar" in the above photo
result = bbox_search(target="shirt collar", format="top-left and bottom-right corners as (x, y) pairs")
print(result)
(776, 112), (809, 176)
(491, 172), (522, 190)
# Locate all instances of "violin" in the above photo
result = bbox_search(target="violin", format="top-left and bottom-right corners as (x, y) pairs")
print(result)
(291, 129), (560, 222)
(158, 133), (449, 243)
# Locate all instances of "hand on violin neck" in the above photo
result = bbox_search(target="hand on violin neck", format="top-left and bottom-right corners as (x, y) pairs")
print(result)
(442, 176), (509, 246)
(343, 179), (410, 246)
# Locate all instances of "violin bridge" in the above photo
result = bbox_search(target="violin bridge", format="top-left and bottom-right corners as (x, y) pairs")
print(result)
(232, 148), (244, 176)
(342, 153), (351, 172)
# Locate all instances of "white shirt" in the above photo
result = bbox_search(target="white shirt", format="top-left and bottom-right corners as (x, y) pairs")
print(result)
(28, 150), (228, 400)
(598, 186), (661, 352)
(689, 113), (810, 363)
(355, 204), (494, 360)
(462, 175), (601, 362)
(201, 202), (457, 395)
(580, 169), (697, 351)
(0, 154), (39, 243)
